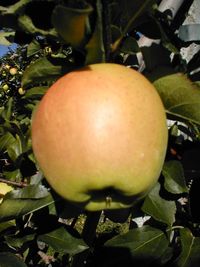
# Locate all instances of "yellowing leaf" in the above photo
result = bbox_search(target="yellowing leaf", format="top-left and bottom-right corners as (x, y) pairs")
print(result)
(0, 182), (13, 203)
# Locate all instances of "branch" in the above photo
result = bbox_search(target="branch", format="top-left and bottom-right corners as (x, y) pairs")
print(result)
(0, 178), (28, 188)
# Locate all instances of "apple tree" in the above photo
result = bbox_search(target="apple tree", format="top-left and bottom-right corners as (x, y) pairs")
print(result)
(0, 0), (200, 266)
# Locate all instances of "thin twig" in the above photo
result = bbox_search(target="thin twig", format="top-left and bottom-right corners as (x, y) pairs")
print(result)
(0, 177), (28, 188)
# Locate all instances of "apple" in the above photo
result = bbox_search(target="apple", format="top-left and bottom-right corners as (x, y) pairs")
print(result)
(9, 67), (18, 75)
(18, 87), (26, 95)
(31, 63), (168, 211)
(2, 84), (9, 91)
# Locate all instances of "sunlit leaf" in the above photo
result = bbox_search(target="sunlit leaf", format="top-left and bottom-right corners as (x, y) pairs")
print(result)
(0, 31), (15, 45)
(162, 161), (188, 194)
(38, 226), (88, 255)
(154, 73), (200, 126)
(142, 183), (176, 226)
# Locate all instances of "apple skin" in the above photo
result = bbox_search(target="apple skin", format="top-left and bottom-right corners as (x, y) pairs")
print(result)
(31, 63), (168, 211)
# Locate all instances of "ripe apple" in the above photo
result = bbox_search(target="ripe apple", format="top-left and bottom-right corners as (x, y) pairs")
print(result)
(31, 63), (168, 211)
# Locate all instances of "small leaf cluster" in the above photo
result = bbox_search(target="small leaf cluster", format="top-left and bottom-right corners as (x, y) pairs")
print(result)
(0, 0), (200, 266)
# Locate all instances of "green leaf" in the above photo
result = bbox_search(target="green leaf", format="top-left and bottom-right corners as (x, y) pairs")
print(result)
(3, 169), (21, 182)
(0, 220), (16, 234)
(0, 192), (55, 223)
(22, 57), (73, 88)
(179, 24), (200, 42)
(18, 14), (57, 38)
(120, 36), (139, 55)
(162, 161), (188, 194)
(173, 228), (200, 267)
(52, 4), (93, 47)
(0, 97), (13, 121)
(0, 31), (15, 45)
(85, 0), (105, 64)
(154, 73), (200, 126)
(142, 183), (176, 226)
(105, 225), (169, 263)
(27, 40), (41, 57)
(10, 184), (49, 199)
(5, 233), (35, 249)
(0, 132), (16, 152)
(0, 252), (27, 267)
(0, 132), (23, 162)
(38, 226), (88, 255)
(23, 86), (48, 99)
(111, 0), (155, 51)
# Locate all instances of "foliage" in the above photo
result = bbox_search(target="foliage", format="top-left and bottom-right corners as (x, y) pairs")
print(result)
(0, 0), (200, 266)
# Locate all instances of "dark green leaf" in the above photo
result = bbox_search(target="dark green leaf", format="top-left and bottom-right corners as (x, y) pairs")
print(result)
(0, 252), (27, 267)
(105, 225), (169, 262)
(179, 24), (200, 42)
(154, 73), (200, 126)
(27, 40), (41, 57)
(23, 86), (48, 99)
(111, 0), (155, 51)
(22, 57), (73, 88)
(85, 0), (105, 64)
(0, 220), (16, 234)
(18, 14), (57, 38)
(0, 132), (16, 152)
(38, 226), (88, 255)
(7, 134), (22, 161)
(173, 228), (200, 267)
(52, 4), (93, 47)
(0, 97), (13, 121)
(120, 36), (139, 55)
(162, 161), (188, 194)
(0, 192), (55, 222)
(142, 183), (176, 226)
(5, 233), (35, 249)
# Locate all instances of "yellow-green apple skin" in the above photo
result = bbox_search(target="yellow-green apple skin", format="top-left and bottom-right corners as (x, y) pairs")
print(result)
(31, 63), (168, 211)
